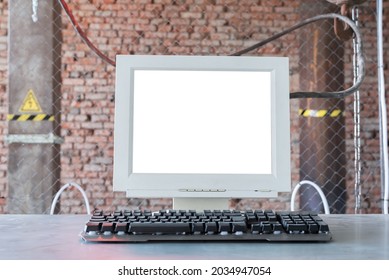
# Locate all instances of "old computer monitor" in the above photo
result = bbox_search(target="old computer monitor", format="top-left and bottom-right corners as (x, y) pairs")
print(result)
(113, 55), (290, 210)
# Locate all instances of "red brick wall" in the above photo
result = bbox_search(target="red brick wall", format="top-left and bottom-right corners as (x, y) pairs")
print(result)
(0, 0), (388, 213)
(59, 0), (301, 213)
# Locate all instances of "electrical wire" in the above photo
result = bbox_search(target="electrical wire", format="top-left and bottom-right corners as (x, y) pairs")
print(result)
(59, 1), (364, 99)
(58, 0), (116, 67)
(59, 1), (363, 100)
(231, 13), (365, 99)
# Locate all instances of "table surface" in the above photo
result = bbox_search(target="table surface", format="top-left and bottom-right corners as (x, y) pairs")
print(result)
(0, 214), (388, 260)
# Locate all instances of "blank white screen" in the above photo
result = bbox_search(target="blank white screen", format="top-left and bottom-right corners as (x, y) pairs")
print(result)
(132, 70), (272, 174)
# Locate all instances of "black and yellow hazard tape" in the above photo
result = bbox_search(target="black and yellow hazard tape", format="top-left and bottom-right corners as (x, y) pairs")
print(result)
(7, 114), (55, 121)
(298, 109), (343, 118)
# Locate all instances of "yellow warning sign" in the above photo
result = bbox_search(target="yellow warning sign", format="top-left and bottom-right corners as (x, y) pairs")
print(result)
(19, 89), (42, 113)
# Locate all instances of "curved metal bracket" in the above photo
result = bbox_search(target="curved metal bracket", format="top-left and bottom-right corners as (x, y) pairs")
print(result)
(291, 180), (331, 214)
(50, 182), (91, 215)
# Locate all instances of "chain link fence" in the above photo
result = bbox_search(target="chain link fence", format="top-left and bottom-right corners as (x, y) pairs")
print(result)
(0, 0), (386, 214)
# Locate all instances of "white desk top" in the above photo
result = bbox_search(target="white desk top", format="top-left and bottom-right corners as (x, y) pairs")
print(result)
(0, 214), (388, 260)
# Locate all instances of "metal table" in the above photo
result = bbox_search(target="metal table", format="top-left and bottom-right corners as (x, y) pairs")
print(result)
(0, 214), (388, 260)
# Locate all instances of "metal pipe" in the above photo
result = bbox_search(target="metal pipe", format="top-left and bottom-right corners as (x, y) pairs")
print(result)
(376, 0), (389, 214)
(352, 6), (362, 213)
(31, 0), (38, 22)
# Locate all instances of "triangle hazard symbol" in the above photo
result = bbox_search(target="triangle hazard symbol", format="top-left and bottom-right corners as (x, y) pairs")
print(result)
(19, 89), (42, 113)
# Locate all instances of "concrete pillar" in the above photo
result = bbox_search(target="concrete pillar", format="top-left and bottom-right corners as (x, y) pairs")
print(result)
(7, 1), (62, 213)
(298, 1), (347, 213)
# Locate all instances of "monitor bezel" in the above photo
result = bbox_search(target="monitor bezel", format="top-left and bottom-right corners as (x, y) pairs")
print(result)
(113, 55), (290, 198)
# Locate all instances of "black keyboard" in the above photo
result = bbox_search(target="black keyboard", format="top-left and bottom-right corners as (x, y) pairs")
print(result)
(80, 209), (332, 242)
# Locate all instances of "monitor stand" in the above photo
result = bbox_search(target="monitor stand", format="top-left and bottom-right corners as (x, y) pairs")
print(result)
(173, 198), (230, 211)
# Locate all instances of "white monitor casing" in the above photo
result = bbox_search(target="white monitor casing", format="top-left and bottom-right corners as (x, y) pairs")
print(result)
(113, 55), (291, 205)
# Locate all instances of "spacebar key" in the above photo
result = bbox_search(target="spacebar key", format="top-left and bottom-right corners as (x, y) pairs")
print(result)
(129, 222), (191, 234)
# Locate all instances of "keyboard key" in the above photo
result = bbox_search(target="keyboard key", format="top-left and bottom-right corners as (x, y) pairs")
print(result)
(115, 222), (128, 233)
(317, 221), (330, 232)
(191, 222), (205, 233)
(205, 222), (218, 234)
(231, 222), (247, 233)
(101, 222), (115, 233)
(231, 216), (245, 222)
(271, 222), (283, 231)
(261, 222), (273, 233)
(129, 222), (191, 234)
(85, 222), (101, 232)
(251, 223), (261, 233)
(218, 222), (231, 233)
(286, 223), (308, 232)
(307, 223), (319, 233)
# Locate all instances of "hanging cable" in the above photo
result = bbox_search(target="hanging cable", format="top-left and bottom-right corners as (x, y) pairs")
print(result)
(58, 0), (116, 67)
(58, 1), (363, 100)
(231, 13), (365, 99)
